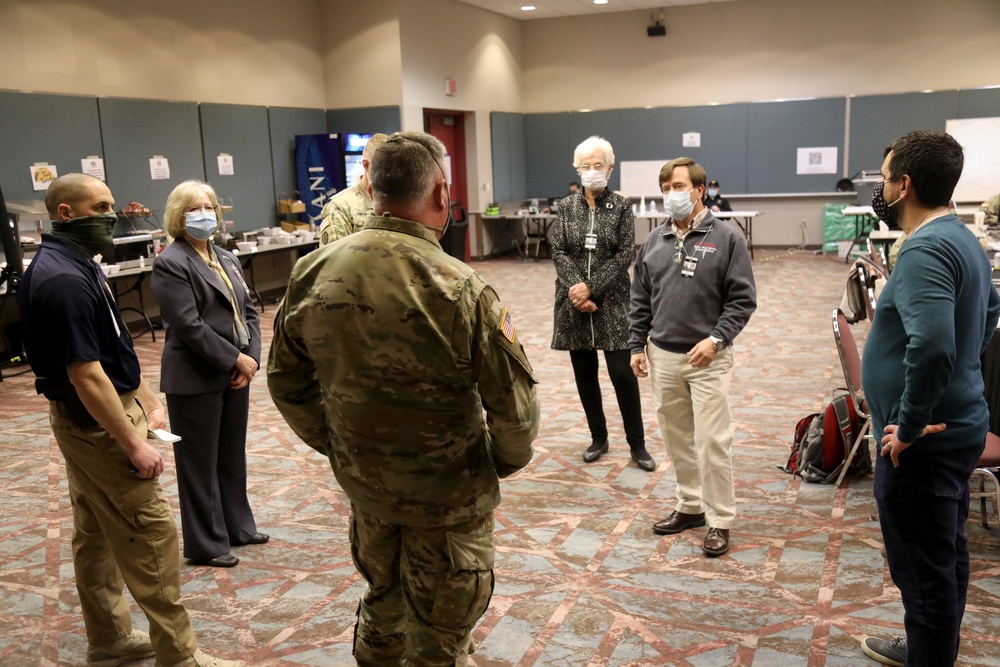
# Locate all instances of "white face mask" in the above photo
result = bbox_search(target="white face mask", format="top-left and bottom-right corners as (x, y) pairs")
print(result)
(665, 190), (695, 220)
(580, 170), (608, 191)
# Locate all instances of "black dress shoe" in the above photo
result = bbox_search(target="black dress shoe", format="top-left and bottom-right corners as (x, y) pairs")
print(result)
(652, 511), (706, 535)
(702, 528), (731, 557)
(582, 440), (608, 463)
(242, 532), (270, 545)
(629, 446), (656, 472)
(192, 553), (239, 568)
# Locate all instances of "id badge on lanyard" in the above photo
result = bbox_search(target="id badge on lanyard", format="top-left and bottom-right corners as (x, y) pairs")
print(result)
(681, 255), (698, 278)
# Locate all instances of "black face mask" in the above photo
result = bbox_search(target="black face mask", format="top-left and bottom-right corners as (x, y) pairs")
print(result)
(50, 213), (118, 257)
(871, 180), (901, 230)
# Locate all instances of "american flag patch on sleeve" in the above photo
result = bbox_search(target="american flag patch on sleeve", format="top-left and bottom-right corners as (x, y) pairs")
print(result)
(499, 308), (516, 343)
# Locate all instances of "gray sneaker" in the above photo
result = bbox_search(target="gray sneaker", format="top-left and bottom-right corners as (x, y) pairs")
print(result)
(861, 636), (906, 667)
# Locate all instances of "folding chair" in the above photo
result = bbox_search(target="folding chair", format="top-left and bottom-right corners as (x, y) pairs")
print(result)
(971, 432), (1000, 527)
(867, 237), (889, 275)
(854, 262), (879, 322)
(832, 308), (874, 487)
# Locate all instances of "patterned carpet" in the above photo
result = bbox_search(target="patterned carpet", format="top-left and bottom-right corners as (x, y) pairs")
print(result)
(3, 249), (1000, 666)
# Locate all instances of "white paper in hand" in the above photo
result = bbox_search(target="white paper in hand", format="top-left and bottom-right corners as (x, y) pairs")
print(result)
(149, 428), (182, 443)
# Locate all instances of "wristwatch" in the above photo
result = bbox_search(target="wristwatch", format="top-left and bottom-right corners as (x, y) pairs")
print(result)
(709, 335), (726, 352)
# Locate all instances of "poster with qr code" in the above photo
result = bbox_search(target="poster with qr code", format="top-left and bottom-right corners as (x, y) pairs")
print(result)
(796, 146), (837, 174)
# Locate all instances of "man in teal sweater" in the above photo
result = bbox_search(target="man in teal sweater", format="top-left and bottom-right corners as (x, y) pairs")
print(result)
(861, 131), (1000, 666)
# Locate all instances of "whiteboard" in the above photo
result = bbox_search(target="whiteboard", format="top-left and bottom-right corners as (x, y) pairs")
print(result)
(620, 159), (671, 198)
(946, 117), (1000, 203)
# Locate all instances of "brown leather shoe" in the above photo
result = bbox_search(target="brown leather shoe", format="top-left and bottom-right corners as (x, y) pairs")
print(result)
(652, 511), (706, 535)
(702, 528), (730, 557)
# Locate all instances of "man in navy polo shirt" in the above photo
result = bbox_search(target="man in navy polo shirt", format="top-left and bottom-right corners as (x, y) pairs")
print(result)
(18, 173), (241, 667)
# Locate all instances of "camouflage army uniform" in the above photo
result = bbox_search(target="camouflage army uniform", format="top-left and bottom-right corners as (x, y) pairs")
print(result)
(980, 192), (1000, 226)
(267, 214), (539, 666)
(317, 180), (372, 245)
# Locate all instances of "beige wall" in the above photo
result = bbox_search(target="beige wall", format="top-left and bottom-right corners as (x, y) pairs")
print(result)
(398, 0), (521, 113)
(0, 0), (326, 108)
(392, 0), (522, 213)
(320, 0), (403, 108)
(521, 0), (1000, 112)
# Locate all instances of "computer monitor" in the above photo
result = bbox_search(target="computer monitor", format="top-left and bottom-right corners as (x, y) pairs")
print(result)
(0, 183), (22, 295)
(344, 133), (372, 154)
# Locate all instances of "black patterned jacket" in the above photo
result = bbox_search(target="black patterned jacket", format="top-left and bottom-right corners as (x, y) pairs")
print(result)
(550, 188), (635, 351)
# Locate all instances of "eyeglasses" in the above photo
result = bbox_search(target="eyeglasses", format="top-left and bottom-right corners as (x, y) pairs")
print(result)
(578, 163), (607, 172)
(184, 205), (219, 214)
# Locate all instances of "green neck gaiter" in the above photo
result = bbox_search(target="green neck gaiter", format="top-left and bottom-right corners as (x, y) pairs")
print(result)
(50, 214), (118, 258)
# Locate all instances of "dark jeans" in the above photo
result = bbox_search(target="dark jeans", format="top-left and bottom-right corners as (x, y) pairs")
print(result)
(874, 442), (984, 666)
(569, 349), (645, 449)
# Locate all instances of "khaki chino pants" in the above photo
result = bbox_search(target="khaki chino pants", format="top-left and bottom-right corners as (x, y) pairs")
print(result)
(647, 344), (737, 529)
(51, 393), (197, 664)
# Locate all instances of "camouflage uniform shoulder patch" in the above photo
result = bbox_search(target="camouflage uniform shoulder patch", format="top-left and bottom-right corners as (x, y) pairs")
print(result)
(482, 285), (536, 381)
(499, 308), (516, 343)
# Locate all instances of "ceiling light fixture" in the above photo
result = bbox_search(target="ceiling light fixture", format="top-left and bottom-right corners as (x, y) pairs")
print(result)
(594, 0), (609, 5)
(521, 5), (535, 10)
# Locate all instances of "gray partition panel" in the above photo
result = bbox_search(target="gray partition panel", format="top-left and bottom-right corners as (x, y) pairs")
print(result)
(0, 92), (103, 203)
(509, 114), (527, 203)
(326, 106), (401, 135)
(99, 97), (204, 224)
(199, 104), (274, 233)
(568, 108), (658, 192)
(657, 103), (748, 195)
(958, 88), (1000, 119)
(848, 91), (959, 176)
(525, 112), (572, 199)
(747, 98), (846, 194)
(268, 107), (327, 204)
(490, 113), (512, 204)
(491, 113), (528, 203)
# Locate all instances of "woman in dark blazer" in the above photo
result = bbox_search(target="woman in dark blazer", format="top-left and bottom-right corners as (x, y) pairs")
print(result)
(551, 136), (653, 471)
(151, 180), (267, 568)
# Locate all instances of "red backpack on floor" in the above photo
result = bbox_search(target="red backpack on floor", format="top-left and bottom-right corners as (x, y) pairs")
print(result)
(784, 394), (871, 483)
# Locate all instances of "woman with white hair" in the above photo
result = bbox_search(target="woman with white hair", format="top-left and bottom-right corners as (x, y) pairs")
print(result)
(151, 180), (268, 568)
(550, 136), (653, 471)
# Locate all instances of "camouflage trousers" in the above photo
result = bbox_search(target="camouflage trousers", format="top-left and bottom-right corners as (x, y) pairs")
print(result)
(349, 505), (495, 666)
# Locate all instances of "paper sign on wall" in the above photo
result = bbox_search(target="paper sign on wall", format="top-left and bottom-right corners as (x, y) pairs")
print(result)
(682, 132), (701, 148)
(82, 156), (106, 181)
(30, 163), (58, 191)
(217, 154), (234, 176)
(796, 146), (837, 175)
(149, 156), (170, 180)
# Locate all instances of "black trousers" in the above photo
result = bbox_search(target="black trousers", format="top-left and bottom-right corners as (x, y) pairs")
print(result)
(166, 386), (258, 560)
(569, 349), (645, 448)
(874, 442), (983, 666)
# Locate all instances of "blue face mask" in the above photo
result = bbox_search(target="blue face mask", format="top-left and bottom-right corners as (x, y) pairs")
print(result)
(707, 188), (719, 198)
(184, 211), (218, 240)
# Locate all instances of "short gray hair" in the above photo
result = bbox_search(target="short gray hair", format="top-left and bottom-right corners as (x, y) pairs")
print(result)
(369, 131), (447, 205)
(362, 133), (389, 161)
(572, 136), (615, 168)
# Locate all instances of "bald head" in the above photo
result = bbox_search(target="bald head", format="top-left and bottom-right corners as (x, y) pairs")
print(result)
(44, 173), (115, 221)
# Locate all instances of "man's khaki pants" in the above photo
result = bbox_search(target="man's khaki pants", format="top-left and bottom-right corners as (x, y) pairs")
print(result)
(50, 393), (197, 664)
(647, 345), (736, 529)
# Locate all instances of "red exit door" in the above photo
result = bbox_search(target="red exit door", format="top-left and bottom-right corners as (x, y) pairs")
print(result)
(425, 110), (468, 261)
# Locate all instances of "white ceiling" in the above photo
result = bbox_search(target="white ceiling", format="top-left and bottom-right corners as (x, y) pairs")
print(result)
(456, 0), (737, 21)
